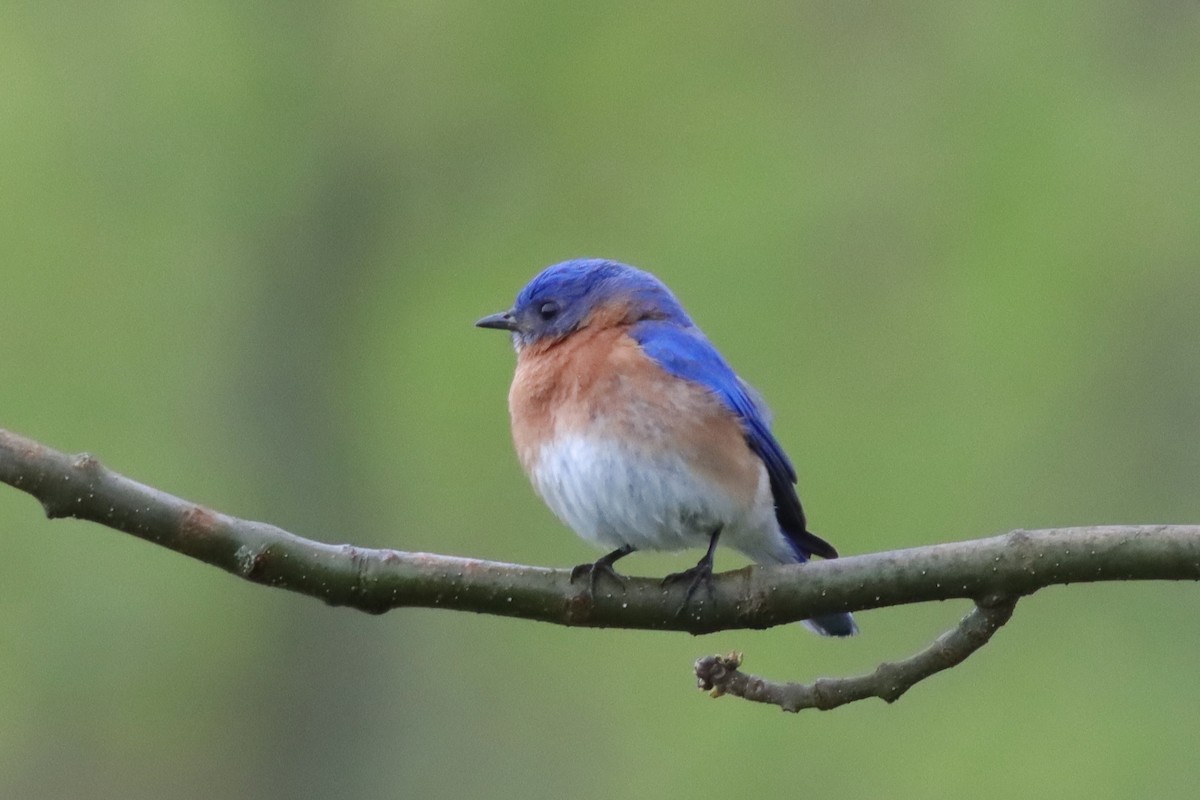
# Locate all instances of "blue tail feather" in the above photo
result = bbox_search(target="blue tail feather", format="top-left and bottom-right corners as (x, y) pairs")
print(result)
(781, 532), (858, 637)
(803, 612), (859, 637)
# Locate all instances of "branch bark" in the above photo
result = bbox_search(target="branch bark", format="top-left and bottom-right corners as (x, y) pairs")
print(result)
(695, 595), (1018, 711)
(2, 428), (1197, 711)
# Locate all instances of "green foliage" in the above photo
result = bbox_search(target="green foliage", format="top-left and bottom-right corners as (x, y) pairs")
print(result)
(2, 3), (1199, 798)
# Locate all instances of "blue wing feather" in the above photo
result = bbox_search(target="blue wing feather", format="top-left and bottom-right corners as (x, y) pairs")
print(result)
(630, 320), (838, 560)
(630, 321), (795, 480)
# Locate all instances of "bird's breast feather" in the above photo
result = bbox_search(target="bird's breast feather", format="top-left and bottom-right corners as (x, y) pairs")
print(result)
(508, 326), (763, 505)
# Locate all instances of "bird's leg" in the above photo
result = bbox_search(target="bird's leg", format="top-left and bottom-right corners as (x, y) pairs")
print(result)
(570, 544), (636, 598)
(662, 527), (722, 615)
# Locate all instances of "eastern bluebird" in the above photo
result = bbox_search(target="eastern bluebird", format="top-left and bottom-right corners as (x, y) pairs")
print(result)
(476, 258), (857, 636)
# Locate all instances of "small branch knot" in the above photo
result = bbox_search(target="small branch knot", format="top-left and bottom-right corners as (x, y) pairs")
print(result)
(71, 453), (100, 472)
(695, 651), (743, 697)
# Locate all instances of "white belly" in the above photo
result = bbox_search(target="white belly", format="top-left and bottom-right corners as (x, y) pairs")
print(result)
(528, 434), (786, 561)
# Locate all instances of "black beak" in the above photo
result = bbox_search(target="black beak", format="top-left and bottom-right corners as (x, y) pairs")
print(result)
(475, 310), (518, 331)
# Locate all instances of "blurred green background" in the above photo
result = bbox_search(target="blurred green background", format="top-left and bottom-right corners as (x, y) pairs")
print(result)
(3, 2), (1199, 798)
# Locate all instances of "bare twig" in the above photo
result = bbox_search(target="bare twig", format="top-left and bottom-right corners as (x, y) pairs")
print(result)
(695, 595), (1018, 711)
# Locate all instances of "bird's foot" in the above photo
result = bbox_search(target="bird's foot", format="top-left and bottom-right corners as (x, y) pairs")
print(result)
(570, 545), (634, 600)
(662, 528), (722, 617)
(661, 560), (715, 616)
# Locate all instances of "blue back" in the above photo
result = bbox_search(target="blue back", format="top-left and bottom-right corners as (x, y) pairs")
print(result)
(630, 319), (837, 561)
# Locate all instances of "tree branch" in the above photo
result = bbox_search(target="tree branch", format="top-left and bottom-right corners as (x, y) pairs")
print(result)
(2, 428), (1197, 711)
(695, 595), (1018, 711)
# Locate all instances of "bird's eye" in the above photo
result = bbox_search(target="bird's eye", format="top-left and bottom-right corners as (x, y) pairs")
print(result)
(538, 301), (560, 321)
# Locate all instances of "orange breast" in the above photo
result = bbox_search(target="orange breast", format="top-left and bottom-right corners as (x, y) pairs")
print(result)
(508, 325), (763, 507)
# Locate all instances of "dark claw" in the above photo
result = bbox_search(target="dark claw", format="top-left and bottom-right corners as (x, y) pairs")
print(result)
(570, 559), (627, 597)
(661, 560), (715, 615)
(662, 527), (722, 616)
(570, 545), (635, 600)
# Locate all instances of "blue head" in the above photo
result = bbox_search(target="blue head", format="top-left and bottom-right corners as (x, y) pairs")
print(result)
(476, 258), (691, 348)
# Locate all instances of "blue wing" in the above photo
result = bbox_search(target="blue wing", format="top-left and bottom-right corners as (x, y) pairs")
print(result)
(630, 320), (838, 560)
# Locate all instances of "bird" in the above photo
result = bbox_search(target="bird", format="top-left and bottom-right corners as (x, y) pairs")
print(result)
(475, 258), (856, 636)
